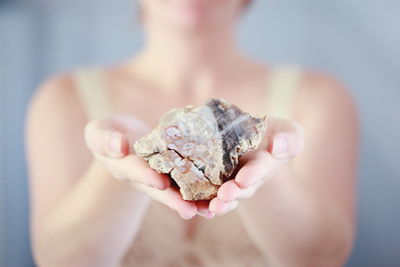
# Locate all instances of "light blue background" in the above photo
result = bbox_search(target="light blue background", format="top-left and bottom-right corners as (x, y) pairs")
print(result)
(1, 0), (399, 266)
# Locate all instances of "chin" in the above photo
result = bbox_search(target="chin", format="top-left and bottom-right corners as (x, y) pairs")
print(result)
(172, 20), (210, 32)
(171, 9), (212, 30)
(168, 1), (223, 30)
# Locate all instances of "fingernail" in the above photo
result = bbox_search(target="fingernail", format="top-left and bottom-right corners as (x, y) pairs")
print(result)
(198, 208), (212, 217)
(180, 213), (194, 220)
(109, 133), (122, 154)
(272, 136), (288, 156)
(197, 210), (208, 216)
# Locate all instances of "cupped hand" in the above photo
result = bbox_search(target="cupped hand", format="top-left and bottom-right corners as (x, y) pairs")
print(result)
(84, 115), (197, 220)
(203, 117), (304, 216)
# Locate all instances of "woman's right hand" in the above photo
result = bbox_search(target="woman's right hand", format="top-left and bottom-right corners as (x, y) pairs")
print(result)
(84, 114), (198, 219)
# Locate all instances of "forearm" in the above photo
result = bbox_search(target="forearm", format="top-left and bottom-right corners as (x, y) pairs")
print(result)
(33, 161), (151, 267)
(237, 166), (354, 267)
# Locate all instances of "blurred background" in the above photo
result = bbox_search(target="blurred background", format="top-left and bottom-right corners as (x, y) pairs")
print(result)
(0, 0), (399, 266)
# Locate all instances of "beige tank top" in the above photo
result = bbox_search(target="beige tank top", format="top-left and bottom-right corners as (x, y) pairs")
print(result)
(74, 65), (302, 267)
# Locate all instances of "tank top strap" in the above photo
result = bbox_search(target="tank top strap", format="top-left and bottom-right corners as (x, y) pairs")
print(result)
(265, 65), (302, 119)
(73, 68), (111, 120)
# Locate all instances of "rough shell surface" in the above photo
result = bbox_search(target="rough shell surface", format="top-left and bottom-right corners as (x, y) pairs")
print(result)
(133, 98), (267, 200)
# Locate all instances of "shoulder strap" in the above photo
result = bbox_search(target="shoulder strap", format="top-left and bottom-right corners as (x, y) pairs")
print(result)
(73, 68), (111, 120)
(265, 65), (302, 119)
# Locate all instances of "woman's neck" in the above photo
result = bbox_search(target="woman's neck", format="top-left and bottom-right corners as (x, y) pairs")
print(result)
(130, 26), (246, 96)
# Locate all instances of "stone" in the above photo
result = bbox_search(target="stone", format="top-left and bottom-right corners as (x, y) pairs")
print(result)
(133, 98), (267, 200)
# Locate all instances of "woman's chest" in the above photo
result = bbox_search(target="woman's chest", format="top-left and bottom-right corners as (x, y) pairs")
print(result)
(109, 83), (269, 128)
(122, 201), (266, 267)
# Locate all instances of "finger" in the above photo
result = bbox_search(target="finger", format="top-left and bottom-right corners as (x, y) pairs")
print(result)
(196, 200), (215, 219)
(85, 115), (150, 158)
(270, 131), (304, 159)
(235, 181), (263, 200)
(218, 180), (263, 202)
(209, 198), (239, 215)
(217, 180), (241, 202)
(235, 151), (279, 189)
(133, 183), (197, 220)
(107, 115), (150, 152)
(264, 118), (304, 159)
(85, 122), (130, 158)
(102, 154), (171, 190)
(209, 198), (232, 215)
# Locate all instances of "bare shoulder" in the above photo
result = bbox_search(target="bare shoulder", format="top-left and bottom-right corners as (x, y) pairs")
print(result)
(294, 69), (359, 124)
(26, 71), (90, 173)
(27, 71), (89, 133)
(28, 72), (82, 119)
(301, 70), (354, 100)
(26, 72), (97, 222)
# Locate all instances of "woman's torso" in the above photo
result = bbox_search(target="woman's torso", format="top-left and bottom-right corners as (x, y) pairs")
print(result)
(122, 201), (267, 267)
(73, 61), (302, 267)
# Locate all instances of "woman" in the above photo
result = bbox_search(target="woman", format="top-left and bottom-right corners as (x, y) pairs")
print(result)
(26, 0), (359, 266)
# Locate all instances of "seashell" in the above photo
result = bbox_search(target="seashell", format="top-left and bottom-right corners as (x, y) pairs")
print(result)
(133, 98), (267, 201)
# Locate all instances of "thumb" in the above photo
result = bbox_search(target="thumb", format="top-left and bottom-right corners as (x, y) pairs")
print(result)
(265, 117), (304, 159)
(85, 115), (150, 158)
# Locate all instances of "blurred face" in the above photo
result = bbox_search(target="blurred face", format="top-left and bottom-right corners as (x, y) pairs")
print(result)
(139, 0), (249, 32)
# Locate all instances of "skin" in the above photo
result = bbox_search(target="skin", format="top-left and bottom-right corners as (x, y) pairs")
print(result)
(26, 0), (359, 267)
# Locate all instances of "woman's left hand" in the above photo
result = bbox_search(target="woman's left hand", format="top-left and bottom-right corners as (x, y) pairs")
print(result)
(196, 117), (305, 218)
